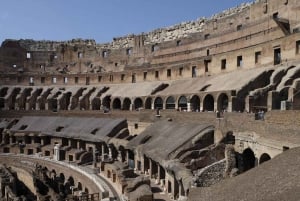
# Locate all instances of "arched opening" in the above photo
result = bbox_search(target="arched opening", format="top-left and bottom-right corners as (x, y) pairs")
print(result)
(190, 95), (200, 112)
(60, 92), (72, 110)
(112, 98), (121, 109)
(276, 87), (289, 109)
(217, 93), (229, 112)
(242, 148), (256, 172)
(123, 98), (131, 110)
(134, 98), (143, 110)
(178, 96), (188, 111)
(77, 182), (82, 191)
(259, 153), (271, 164)
(166, 96), (176, 109)
(203, 94), (214, 111)
(154, 97), (163, 109)
(92, 98), (101, 110)
(145, 97), (152, 109)
(118, 146), (126, 162)
(102, 96), (111, 109)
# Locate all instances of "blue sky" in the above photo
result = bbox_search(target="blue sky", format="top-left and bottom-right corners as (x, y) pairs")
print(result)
(0, 0), (252, 44)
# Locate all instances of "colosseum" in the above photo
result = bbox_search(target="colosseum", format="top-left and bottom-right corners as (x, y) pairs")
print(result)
(1, 0), (300, 200)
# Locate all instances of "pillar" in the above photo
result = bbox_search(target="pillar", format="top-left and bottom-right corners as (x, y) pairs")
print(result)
(101, 144), (105, 160)
(54, 144), (61, 161)
(126, 150), (130, 164)
(156, 164), (161, 185)
(117, 150), (122, 162)
(187, 102), (191, 112)
(149, 159), (153, 176)
(200, 101), (203, 112)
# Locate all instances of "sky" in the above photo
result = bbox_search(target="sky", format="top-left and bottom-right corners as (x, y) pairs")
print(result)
(0, 0), (252, 44)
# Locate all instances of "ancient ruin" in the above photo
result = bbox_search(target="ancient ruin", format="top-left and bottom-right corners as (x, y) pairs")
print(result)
(1, 0), (300, 200)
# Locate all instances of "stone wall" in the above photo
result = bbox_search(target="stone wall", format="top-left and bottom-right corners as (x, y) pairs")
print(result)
(193, 159), (226, 187)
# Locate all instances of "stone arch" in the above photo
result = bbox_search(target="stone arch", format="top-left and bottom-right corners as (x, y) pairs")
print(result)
(178, 96), (188, 111)
(102, 96), (111, 109)
(217, 93), (229, 112)
(203, 94), (214, 111)
(259, 153), (271, 164)
(92, 98), (101, 110)
(59, 92), (72, 110)
(118, 146), (126, 162)
(166, 96), (176, 109)
(123, 98), (131, 110)
(145, 97), (152, 109)
(190, 95), (200, 111)
(154, 97), (163, 109)
(134, 98), (143, 110)
(276, 87), (289, 109)
(112, 98), (121, 109)
(77, 182), (83, 191)
(242, 148), (256, 172)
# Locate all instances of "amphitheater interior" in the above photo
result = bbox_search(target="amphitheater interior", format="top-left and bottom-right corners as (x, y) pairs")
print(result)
(1, 0), (300, 200)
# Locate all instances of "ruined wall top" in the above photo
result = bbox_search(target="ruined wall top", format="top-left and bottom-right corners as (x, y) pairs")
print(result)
(99, 1), (254, 49)
(2, 1), (255, 51)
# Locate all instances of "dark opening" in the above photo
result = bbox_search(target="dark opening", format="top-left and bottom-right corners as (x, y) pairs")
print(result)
(155, 71), (159, 78)
(221, 59), (226, 70)
(242, 148), (256, 172)
(167, 69), (171, 77)
(259, 153), (271, 164)
(255, 51), (261, 64)
(154, 97), (163, 109)
(203, 94), (214, 111)
(190, 95), (200, 111)
(274, 48), (281, 65)
(56, 126), (64, 132)
(145, 97), (152, 109)
(19, 125), (28, 130)
(112, 98), (121, 109)
(134, 98), (143, 110)
(123, 98), (131, 110)
(166, 96), (176, 109)
(192, 66), (197, 77)
(237, 56), (243, 67)
(178, 96), (188, 111)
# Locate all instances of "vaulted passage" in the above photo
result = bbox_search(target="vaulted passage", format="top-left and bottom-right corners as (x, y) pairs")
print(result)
(241, 148), (256, 172)
(123, 98), (131, 110)
(178, 96), (188, 111)
(259, 153), (271, 164)
(217, 93), (228, 111)
(166, 96), (176, 109)
(112, 98), (121, 109)
(190, 95), (200, 111)
(134, 98), (143, 110)
(154, 97), (163, 109)
(203, 94), (214, 111)
(102, 96), (111, 109)
(145, 97), (152, 109)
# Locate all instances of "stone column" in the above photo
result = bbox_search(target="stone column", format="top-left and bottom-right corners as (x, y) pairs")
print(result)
(101, 144), (105, 160)
(117, 150), (123, 162)
(126, 150), (130, 164)
(108, 146), (113, 159)
(149, 159), (153, 177)
(54, 144), (61, 161)
(200, 101), (203, 112)
(156, 164), (161, 185)
(187, 102), (191, 112)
